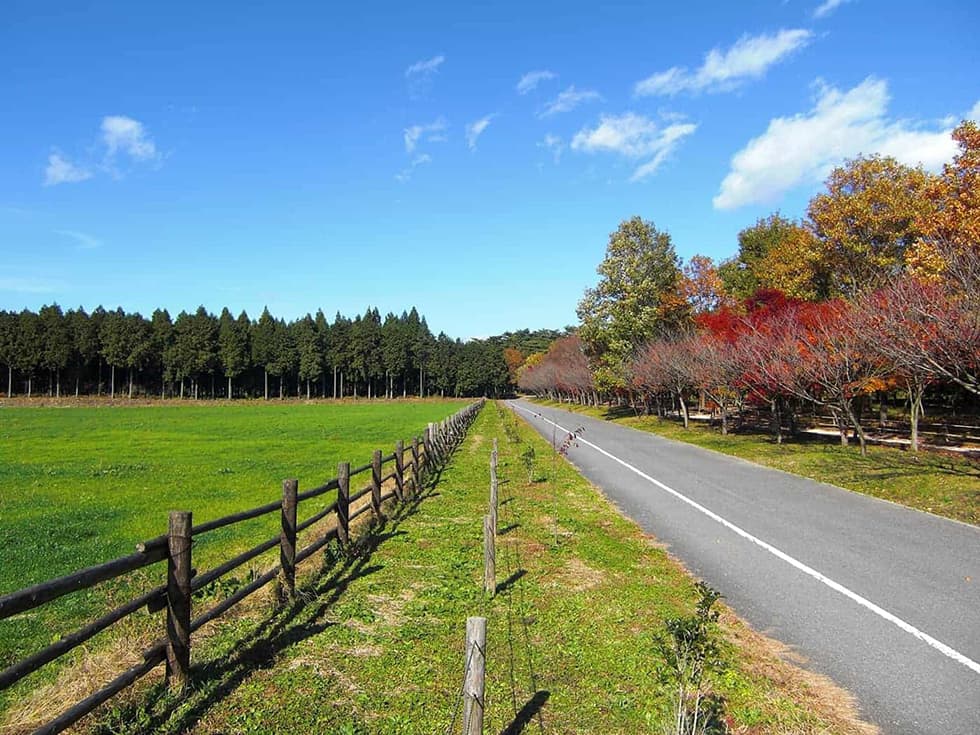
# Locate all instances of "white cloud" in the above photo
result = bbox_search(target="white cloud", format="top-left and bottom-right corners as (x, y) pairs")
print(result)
(405, 55), (445, 77)
(635, 29), (812, 97)
(405, 55), (445, 98)
(813, 0), (852, 19)
(465, 115), (494, 150)
(968, 100), (980, 121)
(540, 85), (602, 117)
(538, 133), (564, 163)
(714, 77), (960, 210)
(404, 119), (448, 153)
(56, 229), (102, 249)
(395, 153), (432, 182)
(516, 70), (557, 95)
(101, 116), (158, 161)
(571, 113), (697, 181)
(44, 153), (92, 185)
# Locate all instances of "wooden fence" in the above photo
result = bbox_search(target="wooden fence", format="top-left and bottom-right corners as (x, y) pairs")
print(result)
(0, 400), (484, 735)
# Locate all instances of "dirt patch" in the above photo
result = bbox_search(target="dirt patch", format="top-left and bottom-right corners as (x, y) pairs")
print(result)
(554, 557), (606, 592)
(366, 588), (415, 628)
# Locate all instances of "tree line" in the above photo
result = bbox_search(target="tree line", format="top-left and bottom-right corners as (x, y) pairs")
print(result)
(519, 120), (980, 454)
(0, 304), (521, 400)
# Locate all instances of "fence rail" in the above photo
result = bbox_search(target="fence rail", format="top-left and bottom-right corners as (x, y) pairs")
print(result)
(0, 400), (484, 735)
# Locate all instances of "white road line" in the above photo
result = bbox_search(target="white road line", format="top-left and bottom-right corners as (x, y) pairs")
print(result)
(512, 402), (980, 677)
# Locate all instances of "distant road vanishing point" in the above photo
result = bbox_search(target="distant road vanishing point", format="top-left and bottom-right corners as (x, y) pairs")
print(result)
(509, 399), (980, 735)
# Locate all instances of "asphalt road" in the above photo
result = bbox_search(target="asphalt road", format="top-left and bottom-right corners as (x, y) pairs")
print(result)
(508, 399), (980, 735)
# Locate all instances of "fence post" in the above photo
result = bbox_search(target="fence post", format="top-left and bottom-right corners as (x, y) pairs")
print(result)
(411, 436), (421, 496)
(489, 440), (498, 534)
(463, 616), (487, 735)
(371, 449), (383, 519)
(337, 462), (350, 546)
(281, 479), (298, 601)
(394, 439), (405, 500)
(425, 423), (434, 467)
(166, 510), (192, 695)
(483, 515), (495, 597)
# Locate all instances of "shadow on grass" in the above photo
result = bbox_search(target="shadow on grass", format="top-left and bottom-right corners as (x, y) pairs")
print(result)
(495, 569), (526, 596)
(96, 459), (455, 735)
(500, 690), (550, 735)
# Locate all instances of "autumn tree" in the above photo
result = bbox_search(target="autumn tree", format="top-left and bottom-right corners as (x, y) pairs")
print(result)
(808, 155), (933, 296)
(909, 120), (980, 281)
(681, 255), (730, 314)
(578, 216), (688, 393)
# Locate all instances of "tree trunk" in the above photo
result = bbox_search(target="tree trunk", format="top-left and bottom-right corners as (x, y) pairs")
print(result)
(720, 402), (728, 435)
(908, 379), (924, 453)
(264, 369), (269, 400)
(7, 364), (12, 397)
(27, 376), (32, 398)
(771, 398), (783, 444)
(878, 391), (888, 428)
(98, 360), (103, 396)
(75, 370), (80, 398)
(333, 366), (337, 399)
(180, 379), (184, 399)
(844, 400), (868, 456)
(678, 392), (689, 429)
(56, 369), (61, 398)
(340, 371), (344, 398)
(306, 380), (310, 400)
(110, 364), (115, 398)
(228, 375), (233, 399)
(128, 368), (133, 399)
(279, 377), (283, 400)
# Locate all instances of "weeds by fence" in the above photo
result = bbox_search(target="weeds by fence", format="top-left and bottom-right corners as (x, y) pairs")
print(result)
(0, 400), (483, 734)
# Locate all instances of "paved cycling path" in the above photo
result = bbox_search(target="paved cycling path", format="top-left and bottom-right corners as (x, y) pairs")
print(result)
(508, 399), (980, 735)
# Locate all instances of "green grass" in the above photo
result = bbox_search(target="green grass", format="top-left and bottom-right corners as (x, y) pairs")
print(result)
(74, 401), (869, 734)
(531, 398), (980, 526)
(0, 400), (466, 686)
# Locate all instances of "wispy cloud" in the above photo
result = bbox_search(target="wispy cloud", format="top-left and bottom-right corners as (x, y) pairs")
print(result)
(538, 133), (564, 163)
(404, 119), (448, 153)
(405, 54), (445, 98)
(516, 70), (557, 95)
(0, 277), (60, 294)
(56, 229), (103, 250)
(102, 116), (158, 162)
(465, 115), (495, 150)
(571, 113), (697, 181)
(813, 0), (853, 19)
(634, 29), (812, 97)
(44, 153), (92, 186)
(540, 85), (602, 117)
(714, 77), (960, 209)
(405, 54), (445, 78)
(968, 100), (980, 121)
(395, 154), (433, 182)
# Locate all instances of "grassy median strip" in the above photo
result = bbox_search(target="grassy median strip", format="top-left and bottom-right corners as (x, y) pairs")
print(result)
(531, 399), (980, 527)
(76, 401), (873, 734)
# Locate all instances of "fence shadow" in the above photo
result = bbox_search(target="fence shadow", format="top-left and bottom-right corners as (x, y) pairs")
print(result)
(500, 690), (550, 735)
(104, 470), (446, 733)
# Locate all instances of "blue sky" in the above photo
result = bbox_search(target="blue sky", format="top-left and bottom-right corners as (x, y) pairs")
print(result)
(1, 0), (977, 338)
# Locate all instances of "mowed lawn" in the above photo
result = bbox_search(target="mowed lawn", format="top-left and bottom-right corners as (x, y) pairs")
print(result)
(0, 400), (467, 674)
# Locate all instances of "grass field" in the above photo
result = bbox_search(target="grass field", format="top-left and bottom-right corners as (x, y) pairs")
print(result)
(32, 401), (873, 734)
(530, 399), (980, 526)
(0, 400), (467, 689)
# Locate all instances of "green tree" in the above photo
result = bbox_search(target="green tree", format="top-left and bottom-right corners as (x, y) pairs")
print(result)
(251, 307), (277, 400)
(0, 311), (18, 396)
(328, 312), (351, 397)
(99, 308), (129, 398)
(14, 310), (42, 397)
(718, 213), (799, 301)
(268, 318), (297, 399)
(294, 314), (324, 399)
(577, 216), (687, 392)
(218, 307), (251, 398)
(38, 304), (72, 397)
(124, 312), (152, 398)
(150, 308), (174, 397)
